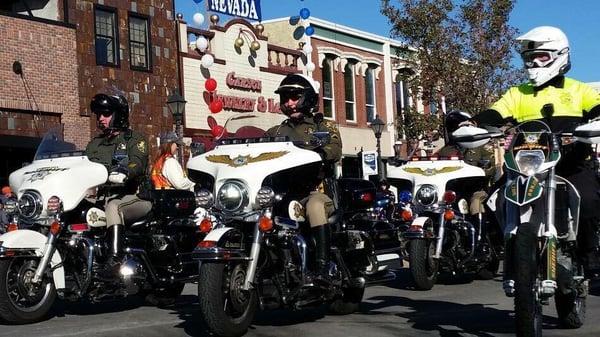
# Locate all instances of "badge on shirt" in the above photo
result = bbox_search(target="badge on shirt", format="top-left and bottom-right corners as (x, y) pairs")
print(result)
(305, 127), (314, 134)
(137, 140), (146, 153)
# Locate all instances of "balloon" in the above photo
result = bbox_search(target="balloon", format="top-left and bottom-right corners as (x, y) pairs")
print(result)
(305, 25), (315, 36)
(192, 0), (203, 3)
(196, 36), (209, 52)
(210, 125), (224, 138)
(299, 8), (310, 20)
(302, 44), (313, 54)
(205, 78), (217, 92)
(193, 13), (204, 26)
(209, 100), (223, 113)
(306, 62), (315, 72)
(201, 54), (214, 68)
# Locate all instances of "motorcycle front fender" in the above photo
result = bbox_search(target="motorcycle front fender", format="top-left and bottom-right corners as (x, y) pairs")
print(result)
(193, 227), (249, 261)
(0, 230), (66, 289)
(403, 216), (433, 239)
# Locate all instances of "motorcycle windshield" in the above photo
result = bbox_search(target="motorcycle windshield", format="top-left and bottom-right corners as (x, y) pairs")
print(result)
(215, 113), (288, 143)
(34, 126), (81, 160)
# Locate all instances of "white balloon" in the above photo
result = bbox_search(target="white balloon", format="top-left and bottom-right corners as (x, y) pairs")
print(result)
(302, 44), (313, 54)
(196, 36), (209, 52)
(193, 13), (205, 26)
(306, 62), (315, 72)
(201, 54), (214, 68)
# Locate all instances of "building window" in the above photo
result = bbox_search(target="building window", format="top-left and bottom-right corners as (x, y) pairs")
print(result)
(322, 57), (334, 119)
(344, 62), (356, 121)
(395, 77), (410, 114)
(94, 6), (119, 66)
(365, 66), (376, 122)
(129, 14), (151, 71)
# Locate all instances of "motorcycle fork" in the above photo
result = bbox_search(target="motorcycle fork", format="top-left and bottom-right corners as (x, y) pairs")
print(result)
(434, 211), (446, 259)
(543, 167), (558, 295)
(32, 219), (61, 284)
(242, 223), (263, 290)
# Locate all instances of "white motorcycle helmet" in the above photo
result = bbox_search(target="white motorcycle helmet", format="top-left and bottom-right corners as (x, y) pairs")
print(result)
(516, 26), (571, 87)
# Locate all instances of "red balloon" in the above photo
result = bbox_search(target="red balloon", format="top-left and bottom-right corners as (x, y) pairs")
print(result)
(210, 125), (225, 138)
(209, 99), (223, 113)
(205, 78), (217, 92)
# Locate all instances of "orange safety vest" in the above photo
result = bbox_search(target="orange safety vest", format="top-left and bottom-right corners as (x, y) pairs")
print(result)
(151, 153), (173, 189)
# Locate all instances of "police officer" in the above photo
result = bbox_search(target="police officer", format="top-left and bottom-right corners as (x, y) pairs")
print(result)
(472, 26), (600, 278)
(86, 91), (152, 278)
(266, 73), (342, 283)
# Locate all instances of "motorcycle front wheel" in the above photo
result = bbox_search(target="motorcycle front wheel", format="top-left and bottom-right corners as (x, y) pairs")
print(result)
(0, 257), (57, 323)
(408, 239), (438, 290)
(198, 262), (258, 337)
(514, 223), (542, 337)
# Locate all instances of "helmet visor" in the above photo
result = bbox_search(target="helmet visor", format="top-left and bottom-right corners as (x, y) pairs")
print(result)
(279, 90), (303, 102)
(521, 50), (556, 69)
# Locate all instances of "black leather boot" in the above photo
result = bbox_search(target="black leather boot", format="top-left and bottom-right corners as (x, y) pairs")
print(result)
(310, 224), (332, 285)
(99, 224), (123, 279)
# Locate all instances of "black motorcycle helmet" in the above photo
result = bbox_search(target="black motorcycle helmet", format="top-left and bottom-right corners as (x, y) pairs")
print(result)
(275, 74), (319, 117)
(444, 110), (472, 144)
(90, 93), (129, 132)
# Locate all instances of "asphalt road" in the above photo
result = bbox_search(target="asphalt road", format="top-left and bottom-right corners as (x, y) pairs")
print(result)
(2, 267), (600, 337)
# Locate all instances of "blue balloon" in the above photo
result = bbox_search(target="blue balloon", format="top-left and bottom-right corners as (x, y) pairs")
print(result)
(299, 8), (310, 20)
(305, 25), (315, 36)
(192, 0), (203, 3)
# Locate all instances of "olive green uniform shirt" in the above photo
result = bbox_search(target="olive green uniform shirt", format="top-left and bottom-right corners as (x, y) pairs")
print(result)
(265, 115), (342, 162)
(85, 130), (148, 194)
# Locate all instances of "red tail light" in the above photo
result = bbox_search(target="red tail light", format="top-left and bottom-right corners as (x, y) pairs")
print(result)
(198, 218), (213, 233)
(360, 192), (374, 202)
(197, 240), (217, 248)
(443, 190), (457, 204)
(69, 224), (90, 232)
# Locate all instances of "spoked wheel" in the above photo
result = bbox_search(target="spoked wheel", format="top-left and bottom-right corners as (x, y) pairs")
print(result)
(514, 224), (542, 337)
(198, 263), (258, 337)
(0, 257), (56, 324)
(408, 239), (439, 290)
(555, 250), (586, 329)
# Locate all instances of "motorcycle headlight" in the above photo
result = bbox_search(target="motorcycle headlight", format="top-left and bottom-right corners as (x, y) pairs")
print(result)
(515, 150), (545, 176)
(216, 180), (249, 213)
(256, 186), (275, 208)
(2, 199), (18, 215)
(18, 190), (43, 221)
(415, 184), (437, 206)
(195, 189), (214, 208)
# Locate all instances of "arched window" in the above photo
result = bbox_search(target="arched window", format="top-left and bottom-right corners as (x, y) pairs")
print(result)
(344, 61), (356, 121)
(322, 57), (334, 119)
(365, 66), (376, 122)
(395, 74), (410, 115)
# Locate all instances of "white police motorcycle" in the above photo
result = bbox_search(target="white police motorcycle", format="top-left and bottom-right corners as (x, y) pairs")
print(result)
(187, 114), (381, 337)
(386, 152), (500, 290)
(452, 119), (600, 336)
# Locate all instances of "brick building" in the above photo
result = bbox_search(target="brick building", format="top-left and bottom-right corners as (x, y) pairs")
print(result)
(0, 0), (179, 185)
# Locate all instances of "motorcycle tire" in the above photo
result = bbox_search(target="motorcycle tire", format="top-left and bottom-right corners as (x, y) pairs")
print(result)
(0, 257), (56, 324)
(478, 236), (500, 280)
(514, 223), (543, 337)
(198, 262), (258, 337)
(329, 285), (365, 315)
(408, 239), (438, 290)
(554, 254), (586, 329)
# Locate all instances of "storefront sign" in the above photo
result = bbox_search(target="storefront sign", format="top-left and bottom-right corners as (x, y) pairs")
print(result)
(362, 150), (378, 177)
(226, 72), (262, 92)
(214, 93), (280, 113)
(208, 0), (262, 21)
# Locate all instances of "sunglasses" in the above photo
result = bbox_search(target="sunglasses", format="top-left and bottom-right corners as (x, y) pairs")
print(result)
(94, 110), (114, 117)
(280, 92), (303, 102)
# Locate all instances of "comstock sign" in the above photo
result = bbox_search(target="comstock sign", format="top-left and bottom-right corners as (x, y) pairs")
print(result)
(215, 72), (280, 113)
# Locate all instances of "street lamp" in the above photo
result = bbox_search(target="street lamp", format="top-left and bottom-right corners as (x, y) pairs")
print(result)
(167, 88), (187, 165)
(370, 115), (385, 180)
(167, 88), (187, 138)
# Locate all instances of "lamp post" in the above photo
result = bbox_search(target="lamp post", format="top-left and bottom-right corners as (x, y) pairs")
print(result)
(371, 115), (385, 180)
(167, 88), (187, 165)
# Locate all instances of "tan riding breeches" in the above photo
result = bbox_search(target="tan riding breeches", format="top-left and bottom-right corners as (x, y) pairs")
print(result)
(305, 191), (335, 228)
(105, 194), (152, 227)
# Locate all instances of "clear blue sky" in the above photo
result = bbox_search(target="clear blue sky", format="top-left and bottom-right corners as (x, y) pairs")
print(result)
(175, 0), (600, 83)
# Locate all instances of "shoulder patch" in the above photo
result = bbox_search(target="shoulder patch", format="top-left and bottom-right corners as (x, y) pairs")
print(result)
(137, 140), (146, 153)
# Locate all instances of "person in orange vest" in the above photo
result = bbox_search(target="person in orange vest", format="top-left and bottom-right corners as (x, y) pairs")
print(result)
(151, 131), (195, 191)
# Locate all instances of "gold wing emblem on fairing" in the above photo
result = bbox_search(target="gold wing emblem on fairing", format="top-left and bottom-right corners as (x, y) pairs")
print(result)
(402, 166), (462, 176)
(206, 151), (289, 167)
